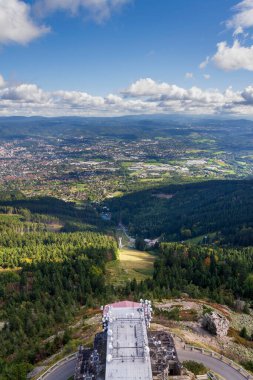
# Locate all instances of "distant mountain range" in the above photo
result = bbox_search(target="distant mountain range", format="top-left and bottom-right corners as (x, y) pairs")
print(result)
(0, 115), (252, 139)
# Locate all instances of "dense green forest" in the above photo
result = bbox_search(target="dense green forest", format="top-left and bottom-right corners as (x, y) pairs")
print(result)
(0, 194), (117, 379)
(122, 242), (253, 306)
(0, 194), (107, 231)
(151, 243), (253, 302)
(1, 181), (253, 379)
(106, 179), (253, 245)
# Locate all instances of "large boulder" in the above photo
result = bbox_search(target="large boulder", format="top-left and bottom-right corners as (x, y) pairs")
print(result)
(202, 311), (229, 337)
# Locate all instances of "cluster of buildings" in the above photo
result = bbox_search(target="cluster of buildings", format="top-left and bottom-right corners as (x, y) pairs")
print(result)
(0, 134), (251, 201)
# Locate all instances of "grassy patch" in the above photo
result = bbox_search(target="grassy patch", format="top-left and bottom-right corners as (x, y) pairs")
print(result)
(105, 248), (155, 285)
(241, 361), (253, 373)
(228, 328), (253, 349)
(183, 360), (208, 375)
(179, 308), (199, 321)
(154, 306), (198, 322)
(0, 213), (22, 221)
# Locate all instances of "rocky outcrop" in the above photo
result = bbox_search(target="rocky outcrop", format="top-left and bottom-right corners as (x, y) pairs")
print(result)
(202, 311), (229, 337)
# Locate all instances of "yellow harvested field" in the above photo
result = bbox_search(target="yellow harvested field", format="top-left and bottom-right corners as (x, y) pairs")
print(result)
(106, 248), (155, 285)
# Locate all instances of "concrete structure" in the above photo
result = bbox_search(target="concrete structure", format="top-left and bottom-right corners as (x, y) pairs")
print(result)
(74, 333), (107, 380)
(74, 300), (181, 380)
(202, 311), (229, 337)
(104, 300), (153, 380)
(148, 331), (181, 378)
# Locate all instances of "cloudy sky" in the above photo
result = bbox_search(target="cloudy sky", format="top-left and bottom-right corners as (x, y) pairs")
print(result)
(1, 0), (253, 117)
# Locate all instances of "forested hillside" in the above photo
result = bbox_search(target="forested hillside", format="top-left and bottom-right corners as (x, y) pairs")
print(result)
(0, 195), (106, 231)
(0, 194), (117, 379)
(106, 180), (253, 245)
(151, 243), (253, 302)
(1, 181), (253, 378)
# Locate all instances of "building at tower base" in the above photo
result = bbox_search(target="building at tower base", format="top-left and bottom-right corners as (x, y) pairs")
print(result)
(74, 300), (182, 380)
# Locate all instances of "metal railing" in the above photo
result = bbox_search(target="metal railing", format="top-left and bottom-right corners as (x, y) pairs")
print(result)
(34, 335), (253, 380)
(35, 352), (77, 380)
(173, 334), (253, 380)
(207, 372), (218, 380)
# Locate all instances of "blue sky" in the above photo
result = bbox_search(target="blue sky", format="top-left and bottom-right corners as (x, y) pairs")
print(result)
(1, 0), (253, 116)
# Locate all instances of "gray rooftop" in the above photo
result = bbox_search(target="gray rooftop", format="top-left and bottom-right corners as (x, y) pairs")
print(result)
(105, 304), (153, 380)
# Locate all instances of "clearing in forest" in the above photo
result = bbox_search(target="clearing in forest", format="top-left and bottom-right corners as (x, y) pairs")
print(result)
(106, 247), (155, 285)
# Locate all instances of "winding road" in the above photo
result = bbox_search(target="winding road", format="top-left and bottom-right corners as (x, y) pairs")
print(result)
(41, 349), (249, 380)
(42, 358), (75, 380)
(177, 348), (247, 380)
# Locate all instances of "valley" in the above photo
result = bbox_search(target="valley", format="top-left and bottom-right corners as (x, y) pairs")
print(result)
(0, 118), (252, 380)
(2, 1), (253, 379)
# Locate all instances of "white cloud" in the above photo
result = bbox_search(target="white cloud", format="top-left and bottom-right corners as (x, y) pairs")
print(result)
(241, 85), (253, 103)
(122, 78), (186, 98)
(203, 74), (211, 80)
(0, 75), (5, 88)
(205, 1), (253, 72)
(227, 0), (253, 31)
(185, 72), (194, 79)
(54, 90), (104, 108)
(0, 0), (131, 46)
(122, 78), (233, 106)
(199, 56), (210, 69)
(1, 84), (50, 104)
(213, 40), (253, 71)
(0, 0), (49, 45)
(233, 26), (244, 36)
(34, 0), (132, 22)
(0, 77), (253, 117)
